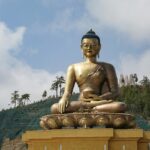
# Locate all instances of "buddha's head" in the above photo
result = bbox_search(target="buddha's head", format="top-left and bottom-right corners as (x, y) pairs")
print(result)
(81, 29), (101, 58)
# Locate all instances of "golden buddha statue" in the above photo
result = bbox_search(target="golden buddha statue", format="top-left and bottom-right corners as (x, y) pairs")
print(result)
(40, 30), (136, 129)
(51, 29), (127, 114)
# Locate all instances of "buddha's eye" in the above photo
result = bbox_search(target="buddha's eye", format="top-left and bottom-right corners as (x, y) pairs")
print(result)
(82, 43), (97, 48)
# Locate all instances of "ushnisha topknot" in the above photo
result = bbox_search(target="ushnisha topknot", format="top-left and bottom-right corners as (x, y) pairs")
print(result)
(81, 29), (101, 45)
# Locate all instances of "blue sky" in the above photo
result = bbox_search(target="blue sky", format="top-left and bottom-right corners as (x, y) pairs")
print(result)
(0, 0), (150, 110)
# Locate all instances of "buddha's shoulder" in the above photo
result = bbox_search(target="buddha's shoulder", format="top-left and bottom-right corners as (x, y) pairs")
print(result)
(69, 62), (85, 68)
(67, 62), (86, 72)
(98, 62), (115, 70)
(67, 62), (115, 70)
(67, 62), (83, 70)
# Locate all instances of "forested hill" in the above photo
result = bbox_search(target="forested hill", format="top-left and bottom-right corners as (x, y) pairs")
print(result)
(0, 94), (79, 146)
(0, 84), (150, 147)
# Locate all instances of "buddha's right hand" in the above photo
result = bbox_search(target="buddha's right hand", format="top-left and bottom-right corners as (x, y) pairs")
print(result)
(58, 98), (69, 113)
(90, 99), (113, 104)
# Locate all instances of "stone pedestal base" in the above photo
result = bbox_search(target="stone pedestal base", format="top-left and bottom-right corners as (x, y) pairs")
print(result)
(22, 129), (150, 150)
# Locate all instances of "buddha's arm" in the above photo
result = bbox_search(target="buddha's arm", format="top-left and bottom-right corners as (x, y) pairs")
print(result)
(58, 65), (76, 113)
(99, 64), (119, 100)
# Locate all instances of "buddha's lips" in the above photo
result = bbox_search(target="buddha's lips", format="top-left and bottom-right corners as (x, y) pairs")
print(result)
(87, 50), (92, 53)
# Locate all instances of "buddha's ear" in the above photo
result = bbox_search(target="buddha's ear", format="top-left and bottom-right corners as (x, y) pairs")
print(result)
(80, 44), (84, 53)
(97, 44), (101, 52)
(98, 44), (101, 53)
(99, 43), (101, 50)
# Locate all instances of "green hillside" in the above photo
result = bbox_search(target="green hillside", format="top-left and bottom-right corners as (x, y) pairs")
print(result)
(0, 94), (79, 146)
(0, 93), (150, 147)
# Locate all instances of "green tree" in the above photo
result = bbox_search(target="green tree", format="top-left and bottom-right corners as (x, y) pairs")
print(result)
(140, 76), (150, 86)
(57, 76), (65, 97)
(20, 93), (30, 105)
(60, 87), (65, 97)
(11, 91), (19, 107)
(42, 90), (47, 99)
(50, 76), (65, 97)
(51, 80), (59, 97)
(140, 76), (150, 117)
(119, 76), (150, 118)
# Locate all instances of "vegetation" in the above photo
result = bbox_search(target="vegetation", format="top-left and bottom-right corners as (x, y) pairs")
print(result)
(119, 76), (150, 118)
(0, 75), (150, 147)
(42, 90), (47, 99)
(11, 91), (19, 107)
(0, 94), (79, 147)
(11, 91), (30, 107)
(50, 76), (65, 97)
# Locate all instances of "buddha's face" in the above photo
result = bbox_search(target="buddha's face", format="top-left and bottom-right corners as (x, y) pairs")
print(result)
(81, 38), (100, 58)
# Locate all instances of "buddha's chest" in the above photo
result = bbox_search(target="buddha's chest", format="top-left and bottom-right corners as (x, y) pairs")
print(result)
(75, 65), (106, 84)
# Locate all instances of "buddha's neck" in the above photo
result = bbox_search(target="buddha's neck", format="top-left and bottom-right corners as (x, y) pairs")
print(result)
(85, 57), (97, 63)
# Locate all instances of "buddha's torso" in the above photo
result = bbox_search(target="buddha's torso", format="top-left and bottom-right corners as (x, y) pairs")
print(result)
(73, 62), (107, 97)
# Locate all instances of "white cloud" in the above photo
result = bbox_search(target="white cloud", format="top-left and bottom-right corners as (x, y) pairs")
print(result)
(39, 8), (95, 33)
(119, 50), (150, 80)
(81, 0), (150, 81)
(0, 22), (65, 110)
(49, 9), (74, 32)
(85, 0), (150, 41)
(42, 0), (150, 42)
(0, 22), (25, 57)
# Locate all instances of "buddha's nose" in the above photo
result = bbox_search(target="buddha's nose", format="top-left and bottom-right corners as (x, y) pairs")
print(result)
(87, 45), (92, 49)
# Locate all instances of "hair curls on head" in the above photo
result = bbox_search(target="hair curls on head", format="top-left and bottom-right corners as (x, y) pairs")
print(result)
(81, 29), (101, 45)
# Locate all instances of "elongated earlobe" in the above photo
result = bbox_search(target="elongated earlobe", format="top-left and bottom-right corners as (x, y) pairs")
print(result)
(81, 48), (84, 59)
(82, 53), (85, 59)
